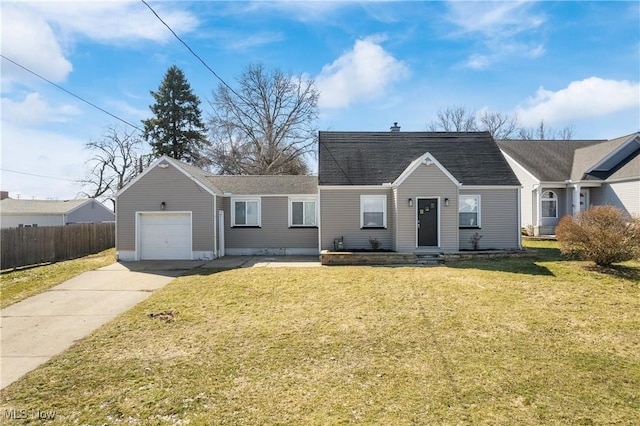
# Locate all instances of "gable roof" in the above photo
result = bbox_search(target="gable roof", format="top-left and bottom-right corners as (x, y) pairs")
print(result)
(497, 139), (604, 181)
(573, 133), (640, 180)
(207, 175), (318, 195)
(118, 155), (317, 197)
(0, 198), (93, 215)
(318, 131), (520, 186)
(497, 133), (640, 182)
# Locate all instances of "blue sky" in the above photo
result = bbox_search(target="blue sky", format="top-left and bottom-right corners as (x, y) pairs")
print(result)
(1, 1), (639, 200)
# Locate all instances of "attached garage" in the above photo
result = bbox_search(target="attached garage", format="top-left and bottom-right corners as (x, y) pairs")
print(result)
(137, 212), (192, 260)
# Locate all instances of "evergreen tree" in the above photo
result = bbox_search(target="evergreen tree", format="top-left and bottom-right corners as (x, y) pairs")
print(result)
(142, 65), (208, 164)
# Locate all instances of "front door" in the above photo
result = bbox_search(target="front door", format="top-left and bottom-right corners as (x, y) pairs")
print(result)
(418, 198), (438, 247)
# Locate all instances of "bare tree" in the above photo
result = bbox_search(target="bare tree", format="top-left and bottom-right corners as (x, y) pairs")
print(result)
(427, 106), (477, 132)
(477, 110), (520, 139)
(427, 106), (574, 140)
(80, 125), (147, 203)
(517, 119), (574, 140)
(207, 63), (320, 175)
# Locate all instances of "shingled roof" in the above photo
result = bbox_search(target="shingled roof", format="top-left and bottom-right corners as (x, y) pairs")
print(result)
(206, 175), (317, 195)
(0, 198), (92, 215)
(497, 136), (640, 182)
(318, 131), (520, 186)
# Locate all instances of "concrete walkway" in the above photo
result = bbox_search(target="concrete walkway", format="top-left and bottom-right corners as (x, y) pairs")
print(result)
(202, 255), (321, 269)
(0, 260), (207, 390)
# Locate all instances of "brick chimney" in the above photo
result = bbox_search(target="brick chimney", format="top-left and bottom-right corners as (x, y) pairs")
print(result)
(390, 122), (400, 132)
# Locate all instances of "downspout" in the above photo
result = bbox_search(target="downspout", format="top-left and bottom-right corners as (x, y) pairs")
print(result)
(534, 184), (542, 236)
(317, 189), (322, 255)
(213, 195), (217, 258)
(517, 187), (522, 249)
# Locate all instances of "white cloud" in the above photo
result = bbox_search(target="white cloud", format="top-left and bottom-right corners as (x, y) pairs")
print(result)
(516, 77), (640, 126)
(24, 2), (199, 44)
(1, 93), (81, 125)
(446, 1), (546, 69)
(0, 123), (90, 200)
(447, 1), (543, 38)
(316, 35), (410, 109)
(1, 2), (198, 87)
(0, 5), (73, 83)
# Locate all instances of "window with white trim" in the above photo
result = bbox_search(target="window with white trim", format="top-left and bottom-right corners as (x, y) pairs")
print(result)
(360, 194), (387, 228)
(541, 191), (557, 218)
(289, 197), (317, 227)
(232, 198), (261, 226)
(459, 195), (481, 228)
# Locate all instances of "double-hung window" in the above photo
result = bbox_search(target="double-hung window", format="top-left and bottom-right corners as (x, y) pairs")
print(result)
(232, 198), (260, 227)
(459, 195), (481, 228)
(541, 191), (557, 218)
(360, 194), (387, 228)
(289, 197), (317, 227)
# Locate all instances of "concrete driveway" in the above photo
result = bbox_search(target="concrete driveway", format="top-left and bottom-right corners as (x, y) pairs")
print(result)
(0, 260), (207, 390)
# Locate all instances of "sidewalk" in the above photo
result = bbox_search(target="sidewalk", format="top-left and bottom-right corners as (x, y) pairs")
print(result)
(0, 260), (207, 390)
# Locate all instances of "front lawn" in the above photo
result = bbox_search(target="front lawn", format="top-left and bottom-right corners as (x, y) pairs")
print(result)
(1, 243), (638, 424)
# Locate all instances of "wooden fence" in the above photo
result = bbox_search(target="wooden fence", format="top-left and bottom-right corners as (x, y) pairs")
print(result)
(1, 223), (115, 270)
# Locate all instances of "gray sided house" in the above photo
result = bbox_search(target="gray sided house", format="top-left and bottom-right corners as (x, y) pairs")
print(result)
(0, 197), (114, 229)
(115, 156), (318, 261)
(497, 132), (640, 236)
(318, 130), (522, 252)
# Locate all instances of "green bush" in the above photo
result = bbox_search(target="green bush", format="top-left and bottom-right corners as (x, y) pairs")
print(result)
(556, 205), (640, 267)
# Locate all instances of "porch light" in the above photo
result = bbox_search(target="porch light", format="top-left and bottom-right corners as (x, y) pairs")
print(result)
(445, 198), (450, 207)
(408, 198), (413, 207)
(161, 202), (166, 210)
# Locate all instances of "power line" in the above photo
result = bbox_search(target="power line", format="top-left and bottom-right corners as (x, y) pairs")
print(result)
(1, 168), (79, 182)
(140, 0), (245, 101)
(0, 54), (144, 132)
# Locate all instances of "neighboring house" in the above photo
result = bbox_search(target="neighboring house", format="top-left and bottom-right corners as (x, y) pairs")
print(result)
(0, 196), (115, 229)
(116, 128), (523, 260)
(497, 132), (640, 236)
(115, 156), (318, 261)
(318, 129), (522, 252)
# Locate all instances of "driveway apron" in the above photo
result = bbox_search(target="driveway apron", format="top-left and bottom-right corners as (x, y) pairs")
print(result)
(0, 261), (205, 390)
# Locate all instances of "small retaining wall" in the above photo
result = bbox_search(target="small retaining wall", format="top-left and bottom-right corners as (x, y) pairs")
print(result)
(320, 249), (535, 266)
(443, 250), (536, 262)
(320, 251), (418, 266)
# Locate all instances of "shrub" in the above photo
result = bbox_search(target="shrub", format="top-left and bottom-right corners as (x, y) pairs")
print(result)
(368, 237), (381, 250)
(556, 205), (640, 267)
(469, 232), (482, 250)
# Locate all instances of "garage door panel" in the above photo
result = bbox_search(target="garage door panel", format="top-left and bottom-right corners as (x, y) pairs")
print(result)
(139, 213), (191, 260)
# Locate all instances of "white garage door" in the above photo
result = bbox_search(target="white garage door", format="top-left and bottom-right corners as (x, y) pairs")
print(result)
(139, 212), (191, 260)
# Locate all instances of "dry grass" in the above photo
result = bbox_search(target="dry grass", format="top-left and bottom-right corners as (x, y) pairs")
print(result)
(0, 248), (115, 308)
(1, 242), (638, 424)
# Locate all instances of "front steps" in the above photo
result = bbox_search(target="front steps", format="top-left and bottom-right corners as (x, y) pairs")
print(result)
(415, 253), (445, 266)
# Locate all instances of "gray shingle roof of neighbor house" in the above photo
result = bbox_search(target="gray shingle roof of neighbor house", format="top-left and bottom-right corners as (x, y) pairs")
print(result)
(496, 139), (604, 181)
(318, 131), (521, 186)
(572, 132), (640, 181)
(0, 198), (93, 214)
(206, 175), (318, 195)
(497, 133), (640, 182)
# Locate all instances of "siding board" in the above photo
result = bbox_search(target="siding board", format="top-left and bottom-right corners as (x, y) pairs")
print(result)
(591, 180), (640, 216)
(395, 163), (458, 251)
(319, 188), (394, 251)
(459, 189), (520, 250)
(116, 164), (214, 254)
(223, 197), (318, 250)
